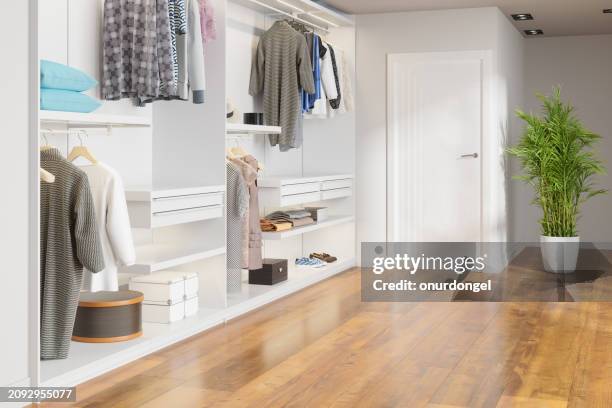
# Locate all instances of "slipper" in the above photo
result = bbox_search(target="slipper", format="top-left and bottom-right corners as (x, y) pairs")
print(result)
(310, 253), (337, 263)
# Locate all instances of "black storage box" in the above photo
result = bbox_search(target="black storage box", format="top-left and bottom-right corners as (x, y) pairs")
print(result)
(244, 112), (264, 125)
(249, 259), (288, 285)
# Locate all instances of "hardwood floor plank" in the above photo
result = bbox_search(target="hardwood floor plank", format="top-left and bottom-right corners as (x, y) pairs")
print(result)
(47, 268), (612, 408)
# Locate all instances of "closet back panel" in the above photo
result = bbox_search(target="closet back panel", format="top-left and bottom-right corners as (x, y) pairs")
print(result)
(152, 0), (226, 189)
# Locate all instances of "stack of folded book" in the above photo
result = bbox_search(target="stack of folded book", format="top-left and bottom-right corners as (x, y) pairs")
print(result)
(260, 209), (315, 232)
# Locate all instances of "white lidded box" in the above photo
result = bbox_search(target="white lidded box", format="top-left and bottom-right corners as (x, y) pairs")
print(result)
(129, 271), (199, 303)
(129, 271), (199, 323)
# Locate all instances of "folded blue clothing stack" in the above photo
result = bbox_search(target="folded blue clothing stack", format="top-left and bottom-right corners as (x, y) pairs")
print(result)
(40, 60), (101, 113)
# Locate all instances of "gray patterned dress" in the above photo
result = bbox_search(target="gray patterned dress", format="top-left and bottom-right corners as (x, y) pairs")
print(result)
(102, 0), (176, 101)
(226, 162), (249, 293)
(40, 149), (105, 360)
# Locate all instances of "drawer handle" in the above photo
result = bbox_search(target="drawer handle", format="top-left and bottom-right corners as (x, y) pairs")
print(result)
(153, 205), (221, 216)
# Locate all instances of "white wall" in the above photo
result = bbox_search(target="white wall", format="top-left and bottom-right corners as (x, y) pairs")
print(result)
(355, 7), (523, 255)
(0, 0), (33, 387)
(512, 34), (612, 242)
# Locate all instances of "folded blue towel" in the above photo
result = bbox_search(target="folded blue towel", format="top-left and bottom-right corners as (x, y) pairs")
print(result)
(40, 89), (102, 113)
(41, 60), (98, 92)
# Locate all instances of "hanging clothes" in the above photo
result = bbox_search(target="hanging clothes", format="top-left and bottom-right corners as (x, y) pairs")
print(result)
(229, 156), (263, 271)
(226, 161), (249, 293)
(327, 43), (342, 110)
(199, 0), (217, 43)
(249, 21), (315, 152)
(102, 0), (176, 101)
(176, 0), (206, 103)
(302, 33), (321, 113)
(138, 0), (206, 105)
(40, 148), (105, 360)
(335, 48), (354, 114)
(80, 163), (136, 292)
(320, 41), (338, 102)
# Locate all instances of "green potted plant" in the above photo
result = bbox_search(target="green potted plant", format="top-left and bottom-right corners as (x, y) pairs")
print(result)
(508, 87), (606, 273)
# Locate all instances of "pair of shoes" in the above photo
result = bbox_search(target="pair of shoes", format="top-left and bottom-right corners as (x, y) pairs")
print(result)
(310, 253), (337, 263)
(295, 257), (326, 268)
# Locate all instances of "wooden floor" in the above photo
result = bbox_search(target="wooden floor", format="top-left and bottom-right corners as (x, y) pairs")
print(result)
(40, 268), (612, 407)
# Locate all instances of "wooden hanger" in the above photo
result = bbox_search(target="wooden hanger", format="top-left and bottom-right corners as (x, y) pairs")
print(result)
(68, 130), (98, 164)
(40, 168), (55, 183)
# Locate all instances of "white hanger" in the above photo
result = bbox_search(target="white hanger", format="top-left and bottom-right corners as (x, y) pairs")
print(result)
(40, 131), (54, 151)
(68, 130), (98, 164)
(39, 132), (56, 183)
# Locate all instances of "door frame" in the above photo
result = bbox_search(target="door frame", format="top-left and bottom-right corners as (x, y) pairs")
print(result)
(386, 50), (500, 242)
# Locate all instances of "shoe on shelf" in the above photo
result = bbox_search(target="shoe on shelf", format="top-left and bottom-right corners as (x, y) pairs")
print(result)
(310, 253), (337, 263)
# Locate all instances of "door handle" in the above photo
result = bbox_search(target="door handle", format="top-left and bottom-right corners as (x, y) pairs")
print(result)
(460, 153), (479, 158)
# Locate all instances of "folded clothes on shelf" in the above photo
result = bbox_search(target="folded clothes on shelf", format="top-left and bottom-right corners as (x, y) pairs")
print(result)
(260, 219), (293, 232)
(266, 209), (312, 220)
(289, 217), (314, 227)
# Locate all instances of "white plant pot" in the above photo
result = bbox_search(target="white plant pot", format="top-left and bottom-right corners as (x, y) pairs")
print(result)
(540, 235), (580, 274)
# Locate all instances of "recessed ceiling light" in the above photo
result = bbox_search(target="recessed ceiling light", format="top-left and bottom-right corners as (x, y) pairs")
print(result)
(524, 29), (544, 36)
(512, 13), (534, 21)
(603, 8), (612, 13)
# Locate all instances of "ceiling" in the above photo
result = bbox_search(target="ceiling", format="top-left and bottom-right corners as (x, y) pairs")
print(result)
(320, 0), (612, 37)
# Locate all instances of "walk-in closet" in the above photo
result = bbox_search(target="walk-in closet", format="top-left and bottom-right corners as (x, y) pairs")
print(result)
(34, 0), (356, 387)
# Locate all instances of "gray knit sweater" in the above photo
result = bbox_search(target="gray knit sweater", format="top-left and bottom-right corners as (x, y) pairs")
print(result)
(249, 21), (315, 151)
(40, 149), (105, 359)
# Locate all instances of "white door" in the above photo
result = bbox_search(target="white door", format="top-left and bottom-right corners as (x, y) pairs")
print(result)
(387, 52), (488, 242)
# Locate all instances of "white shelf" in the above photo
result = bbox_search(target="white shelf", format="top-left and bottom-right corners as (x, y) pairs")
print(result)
(42, 259), (355, 387)
(226, 123), (281, 135)
(41, 306), (227, 386)
(40, 110), (152, 128)
(226, 258), (355, 318)
(262, 215), (354, 240)
(123, 243), (226, 274)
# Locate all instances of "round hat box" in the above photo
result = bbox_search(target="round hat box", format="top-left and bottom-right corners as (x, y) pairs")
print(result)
(72, 290), (144, 343)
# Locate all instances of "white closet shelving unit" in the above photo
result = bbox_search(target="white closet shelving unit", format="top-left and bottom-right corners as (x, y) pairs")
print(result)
(261, 215), (355, 240)
(40, 110), (152, 128)
(35, 0), (355, 388)
(226, 123), (281, 134)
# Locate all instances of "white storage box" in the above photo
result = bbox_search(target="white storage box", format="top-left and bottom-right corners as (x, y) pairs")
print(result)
(142, 295), (199, 323)
(142, 299), (185, 323)
(129, 271), (199, 304)
(184, 295), (199, 317)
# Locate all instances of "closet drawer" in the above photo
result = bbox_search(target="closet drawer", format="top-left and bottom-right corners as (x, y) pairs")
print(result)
(151, 192), (223, 213)
(321, 178), (352, 191)
(321, 187), (352, 201)
(126, 186), (225, 228)
(151, 205), (223, 228)
(280, 182), (320, 196)
(280, 191), (322, 207)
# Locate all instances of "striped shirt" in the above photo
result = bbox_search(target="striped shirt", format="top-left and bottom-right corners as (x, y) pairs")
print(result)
(40, 148), (105, 360)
